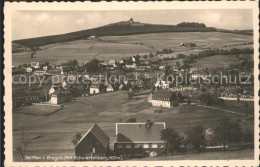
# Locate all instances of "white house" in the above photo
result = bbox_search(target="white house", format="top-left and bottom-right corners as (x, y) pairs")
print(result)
(151, 90), (177, 108)
(159, 66), (166, 70)
(126, 63), (136, 69)
(106, 84), (114, 92)
(108, 60), (116, 66)
(34, 70), (47, 76)
(89, 36), (96, 40)
(49, 90), (66, 104)
(154, 80), (169, 89)
(26, 67), (33, 73)
(131, 56), (136, 62)
(43, 65), (48, 71)
(31, 61), (40, 68)
(90, 84), (100, 94)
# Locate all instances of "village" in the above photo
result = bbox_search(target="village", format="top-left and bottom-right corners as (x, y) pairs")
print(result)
(11, 41), (255, 160)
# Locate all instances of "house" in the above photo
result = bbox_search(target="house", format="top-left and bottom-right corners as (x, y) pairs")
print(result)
(34, 70), (47, 76)
(171, 67), (179, 72)
(126, 63), (136, 69)
(49, 90), (66, 104)
(89, 36), (96, 40)
(106, 84), (114, 92)
(151, 90), (177, 108)
(25, 67), (33, 73)
(75, 124), (110, 158)
(90, 84), (100, 94)
(114, 121), (166, 156)
(119, 60), (125, 64)
(12, 92), (46, 108)
(154, 80), (169, 89)
(130, 56), (136, 62)
(31, 61), (40, 68)
(106, 65), (115, 70)
(159, 66), (165, 70)
(61, 66), (70, 75)
(43, 65), (49, 71)
(108, 59), (116, 66)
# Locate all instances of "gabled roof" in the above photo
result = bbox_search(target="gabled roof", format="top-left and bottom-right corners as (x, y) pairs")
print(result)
(76, 124), (110, 148)
(116, 122), (165, 143)
(152, 90), (176, 100)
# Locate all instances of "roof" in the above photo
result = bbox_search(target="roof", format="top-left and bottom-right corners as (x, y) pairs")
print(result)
(116, 122), (165, 143)
(52, 90), (63, 96)
(108, 59), (116, 64)
(76, 124), (110, 148)
(152, 90), (176, 100)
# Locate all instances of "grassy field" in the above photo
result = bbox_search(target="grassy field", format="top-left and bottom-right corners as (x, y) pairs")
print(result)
(133, 149), (254, 160)
(13, 91), (254, 161)
(190, 55), (246, 68)
(12, 32), (253, 66)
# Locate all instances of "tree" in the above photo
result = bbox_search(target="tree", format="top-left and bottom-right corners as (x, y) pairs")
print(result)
(214, 117), (243, 151)
(176, 61), (180, 67)
(128, 91), (135, 100)
(161, 127), (183, 153)
(243, 130), (254, 144)
(83, 59), (100, 74)
(214, 117), (230, 151)
(185, 125), (206, 152)
(71, 133), (82, 146)
(149, 53), (154, 58)
(127, 117), (137, 122)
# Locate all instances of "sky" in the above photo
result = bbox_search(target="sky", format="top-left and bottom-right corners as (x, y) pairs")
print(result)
(12, 10), (253, 40)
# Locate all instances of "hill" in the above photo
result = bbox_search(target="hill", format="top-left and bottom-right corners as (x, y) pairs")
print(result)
(13, 20), (216, 48)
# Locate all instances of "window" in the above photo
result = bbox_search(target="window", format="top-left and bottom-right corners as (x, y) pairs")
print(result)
(143, 144), (149, 148)
(117, 144), (123, 148)
(135, 144), (143, 148)
(152, 144), (158, 148)
(126, 144), (132, 148)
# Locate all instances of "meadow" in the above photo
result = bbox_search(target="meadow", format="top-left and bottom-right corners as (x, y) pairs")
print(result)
(12, 32), (253, 66)
(13, 91), (253, 161)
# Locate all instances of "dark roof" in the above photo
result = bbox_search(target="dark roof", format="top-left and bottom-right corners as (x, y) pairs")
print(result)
(52, 90), (63, 96)
(76, 124), (110, 148)
(152, 90), (176, 101)
(116, 122), (165, 143)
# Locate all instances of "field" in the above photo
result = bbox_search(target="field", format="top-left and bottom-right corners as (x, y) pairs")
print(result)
(12, 32), (253, 66)
(13, 91), (254, 161)
(134, 149), (254, 160)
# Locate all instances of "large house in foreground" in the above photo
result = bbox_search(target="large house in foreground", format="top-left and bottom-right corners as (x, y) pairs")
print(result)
(75, 124), (110, 157)
(114, 121), (166, 156)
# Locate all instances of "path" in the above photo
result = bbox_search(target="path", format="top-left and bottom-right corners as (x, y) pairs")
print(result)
(197, 104), (253, 117)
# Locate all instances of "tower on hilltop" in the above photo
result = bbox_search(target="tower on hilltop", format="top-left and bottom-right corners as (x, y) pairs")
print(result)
(129, 18), (134, 24)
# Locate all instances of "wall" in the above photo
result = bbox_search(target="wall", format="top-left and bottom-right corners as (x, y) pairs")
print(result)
(151, 100), (171, 108)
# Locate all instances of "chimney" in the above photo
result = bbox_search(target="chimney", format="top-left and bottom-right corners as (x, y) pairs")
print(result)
(146, 120), (151, 128)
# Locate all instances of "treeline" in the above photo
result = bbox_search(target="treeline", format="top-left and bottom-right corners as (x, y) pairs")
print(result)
(177, 22), (207, 28)
(182, 48), (254, 64)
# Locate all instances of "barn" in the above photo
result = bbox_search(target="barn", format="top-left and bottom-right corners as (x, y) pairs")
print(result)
(75, 124), (110, 157)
